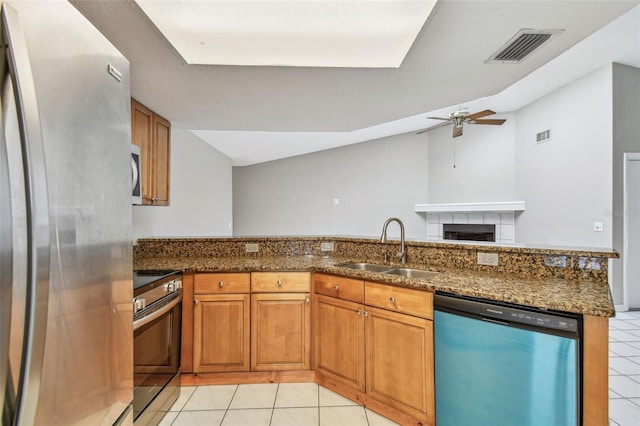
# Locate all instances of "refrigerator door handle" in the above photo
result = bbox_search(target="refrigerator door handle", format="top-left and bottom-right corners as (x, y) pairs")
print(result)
(0, 23), (13, 422)
(1, 5), (51, 426)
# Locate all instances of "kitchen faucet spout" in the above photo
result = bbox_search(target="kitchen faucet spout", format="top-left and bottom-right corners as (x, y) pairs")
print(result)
(379, 217), (406, 264)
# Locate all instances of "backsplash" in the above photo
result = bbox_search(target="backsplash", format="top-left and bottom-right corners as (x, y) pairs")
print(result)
(134, 236), (617, 284)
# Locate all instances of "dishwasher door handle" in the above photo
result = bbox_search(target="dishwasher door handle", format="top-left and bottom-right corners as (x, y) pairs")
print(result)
(480, 316), (510, 326)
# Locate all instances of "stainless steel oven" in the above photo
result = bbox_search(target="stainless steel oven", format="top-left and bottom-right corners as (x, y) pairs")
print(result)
(133, 271), (183, 426)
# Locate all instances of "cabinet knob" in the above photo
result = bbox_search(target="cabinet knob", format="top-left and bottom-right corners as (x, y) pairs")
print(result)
(356, 309), (362, 315)
(218, 281), (224, 287)
(390, 296), (396, 304)
(194, 299), (199, 304)
(333, 285), (340, 291)
(277, 279), (283, 286)
(305, 297), (310, 303)
(364, 311), (369, 317)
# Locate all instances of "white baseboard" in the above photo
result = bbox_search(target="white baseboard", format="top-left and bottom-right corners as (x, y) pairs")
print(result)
(615, 304), (628, 313)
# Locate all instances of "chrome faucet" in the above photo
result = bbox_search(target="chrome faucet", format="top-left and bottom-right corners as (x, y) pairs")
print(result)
(379, 217), (406, 264)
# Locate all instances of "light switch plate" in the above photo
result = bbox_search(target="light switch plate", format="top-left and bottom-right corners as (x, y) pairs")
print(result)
(245, 243), (259, 253)
(477, 252), (499, 266)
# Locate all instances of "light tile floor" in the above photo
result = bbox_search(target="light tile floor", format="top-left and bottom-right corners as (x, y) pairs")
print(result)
(159, 310), (640, 426)
(159, 383), (400, 426)
(609, 310), (640, 426)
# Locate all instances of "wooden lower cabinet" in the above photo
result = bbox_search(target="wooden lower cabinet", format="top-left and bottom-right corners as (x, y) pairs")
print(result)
(314, 294), (365, 392)
(193, 293), (250, 373)
(366, 306), (434, 424)
(313, 274), (435, 425)
(251, 293), (311, 371)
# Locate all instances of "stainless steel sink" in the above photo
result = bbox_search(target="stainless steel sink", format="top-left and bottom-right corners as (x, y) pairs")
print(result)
(339, 263), (438, 279)
(339, 262), (395, 273)
(385, 268), (439, 279)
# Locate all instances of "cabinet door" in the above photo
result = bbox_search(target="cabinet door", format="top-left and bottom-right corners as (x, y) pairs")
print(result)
(365, 306), (435, 424)
(131, 99), (171, 206)
(194, 294), (250, 373)
(314, 273), (364, 303)
(194, 273), (250, 294)
(152, 114), (170, 206)
(251, 272), (310, 293)
(131, 99), (153, 204)
(314, 295), (365, 392)
(251, 293), (311, 371)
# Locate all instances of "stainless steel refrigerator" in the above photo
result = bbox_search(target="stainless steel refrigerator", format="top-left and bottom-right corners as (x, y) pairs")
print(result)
(0, 1), (133, 425)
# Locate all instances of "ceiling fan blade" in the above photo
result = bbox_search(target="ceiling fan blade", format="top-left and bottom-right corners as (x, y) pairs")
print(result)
(426, 116), (450, 121)
(467, 109), (496, 120)
(472, 119), (506, 125)
(416, 121), (452, 134)
(453, 125), (463, 138)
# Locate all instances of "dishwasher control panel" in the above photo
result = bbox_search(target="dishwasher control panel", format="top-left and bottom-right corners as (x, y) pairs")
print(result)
(435, 292), (579, 334)
(504, 309), (578, 332)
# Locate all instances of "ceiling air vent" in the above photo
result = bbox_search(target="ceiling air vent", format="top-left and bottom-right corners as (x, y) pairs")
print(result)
(486, 29), (563, 64)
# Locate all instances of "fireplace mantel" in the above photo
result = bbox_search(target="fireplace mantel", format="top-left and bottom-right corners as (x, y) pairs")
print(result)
(414, 201), (525, 213)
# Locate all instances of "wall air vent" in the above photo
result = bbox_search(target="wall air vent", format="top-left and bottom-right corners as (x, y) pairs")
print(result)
(536, 129), (551, 144)
(485, 29), (564, 64)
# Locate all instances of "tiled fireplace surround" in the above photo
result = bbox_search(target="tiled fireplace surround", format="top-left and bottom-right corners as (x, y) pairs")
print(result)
(426, 211), (516, 244)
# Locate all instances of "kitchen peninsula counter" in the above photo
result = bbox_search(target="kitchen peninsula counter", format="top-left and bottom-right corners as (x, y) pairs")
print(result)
(134, 251), (616, 317)
(135, 237), (615, 426)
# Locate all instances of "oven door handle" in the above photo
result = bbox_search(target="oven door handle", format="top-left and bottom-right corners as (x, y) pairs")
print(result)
(133, 293), (182, 331)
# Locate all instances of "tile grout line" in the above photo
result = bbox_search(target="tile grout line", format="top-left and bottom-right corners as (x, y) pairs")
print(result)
(317, 383), (321, 426)
(608, 312), (640, 426)
(268, 383), (279, 426)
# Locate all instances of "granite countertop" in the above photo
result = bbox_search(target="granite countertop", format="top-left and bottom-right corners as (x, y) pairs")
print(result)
(134, 255), (615, 318)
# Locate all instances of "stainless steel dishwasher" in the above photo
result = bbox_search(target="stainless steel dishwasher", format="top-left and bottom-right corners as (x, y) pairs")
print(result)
(434, 292), (581, 426)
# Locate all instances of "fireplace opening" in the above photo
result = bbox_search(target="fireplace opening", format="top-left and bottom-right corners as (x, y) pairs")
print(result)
(443, 224), (496, 242)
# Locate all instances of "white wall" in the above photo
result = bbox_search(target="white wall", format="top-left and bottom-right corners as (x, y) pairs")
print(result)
(428, 113), (516, 203)
(232, 132), (428, 239)
(232, 63), (617, 246)
(611, 63), (640, 305)
(133, 129), (233, 239)
(514, 64), (613, 248)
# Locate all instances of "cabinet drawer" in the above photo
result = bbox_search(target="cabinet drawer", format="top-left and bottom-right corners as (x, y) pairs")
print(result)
(251, 272), (310, 292)
(365, 282), (433, 319)
(194, 273), (250, 294)
(314, 273), (364, 303)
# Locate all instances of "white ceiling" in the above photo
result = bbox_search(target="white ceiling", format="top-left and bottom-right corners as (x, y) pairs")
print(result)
(71, 0), (640, 166)
(135, 0), (438, 68)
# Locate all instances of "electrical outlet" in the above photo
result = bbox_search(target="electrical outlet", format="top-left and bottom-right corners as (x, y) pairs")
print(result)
(245, 243), (259, 253)
(320, 242), (334, 252)
(477, 252), (499, 266)
(593, 221), (604, 232)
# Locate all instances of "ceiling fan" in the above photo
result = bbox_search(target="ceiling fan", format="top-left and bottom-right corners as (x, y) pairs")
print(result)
(417, 109), (506, 138)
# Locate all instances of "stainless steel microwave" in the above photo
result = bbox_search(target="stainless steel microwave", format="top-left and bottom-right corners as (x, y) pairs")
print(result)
(131, 144), (142, 205)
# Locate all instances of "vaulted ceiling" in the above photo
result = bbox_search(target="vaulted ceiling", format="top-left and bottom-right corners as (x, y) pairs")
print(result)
(72, 1), (640, 165)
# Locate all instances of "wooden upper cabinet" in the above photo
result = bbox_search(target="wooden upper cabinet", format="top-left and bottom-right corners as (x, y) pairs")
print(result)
(131, 100), (153, 203)
(131, 98), (171, 206)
